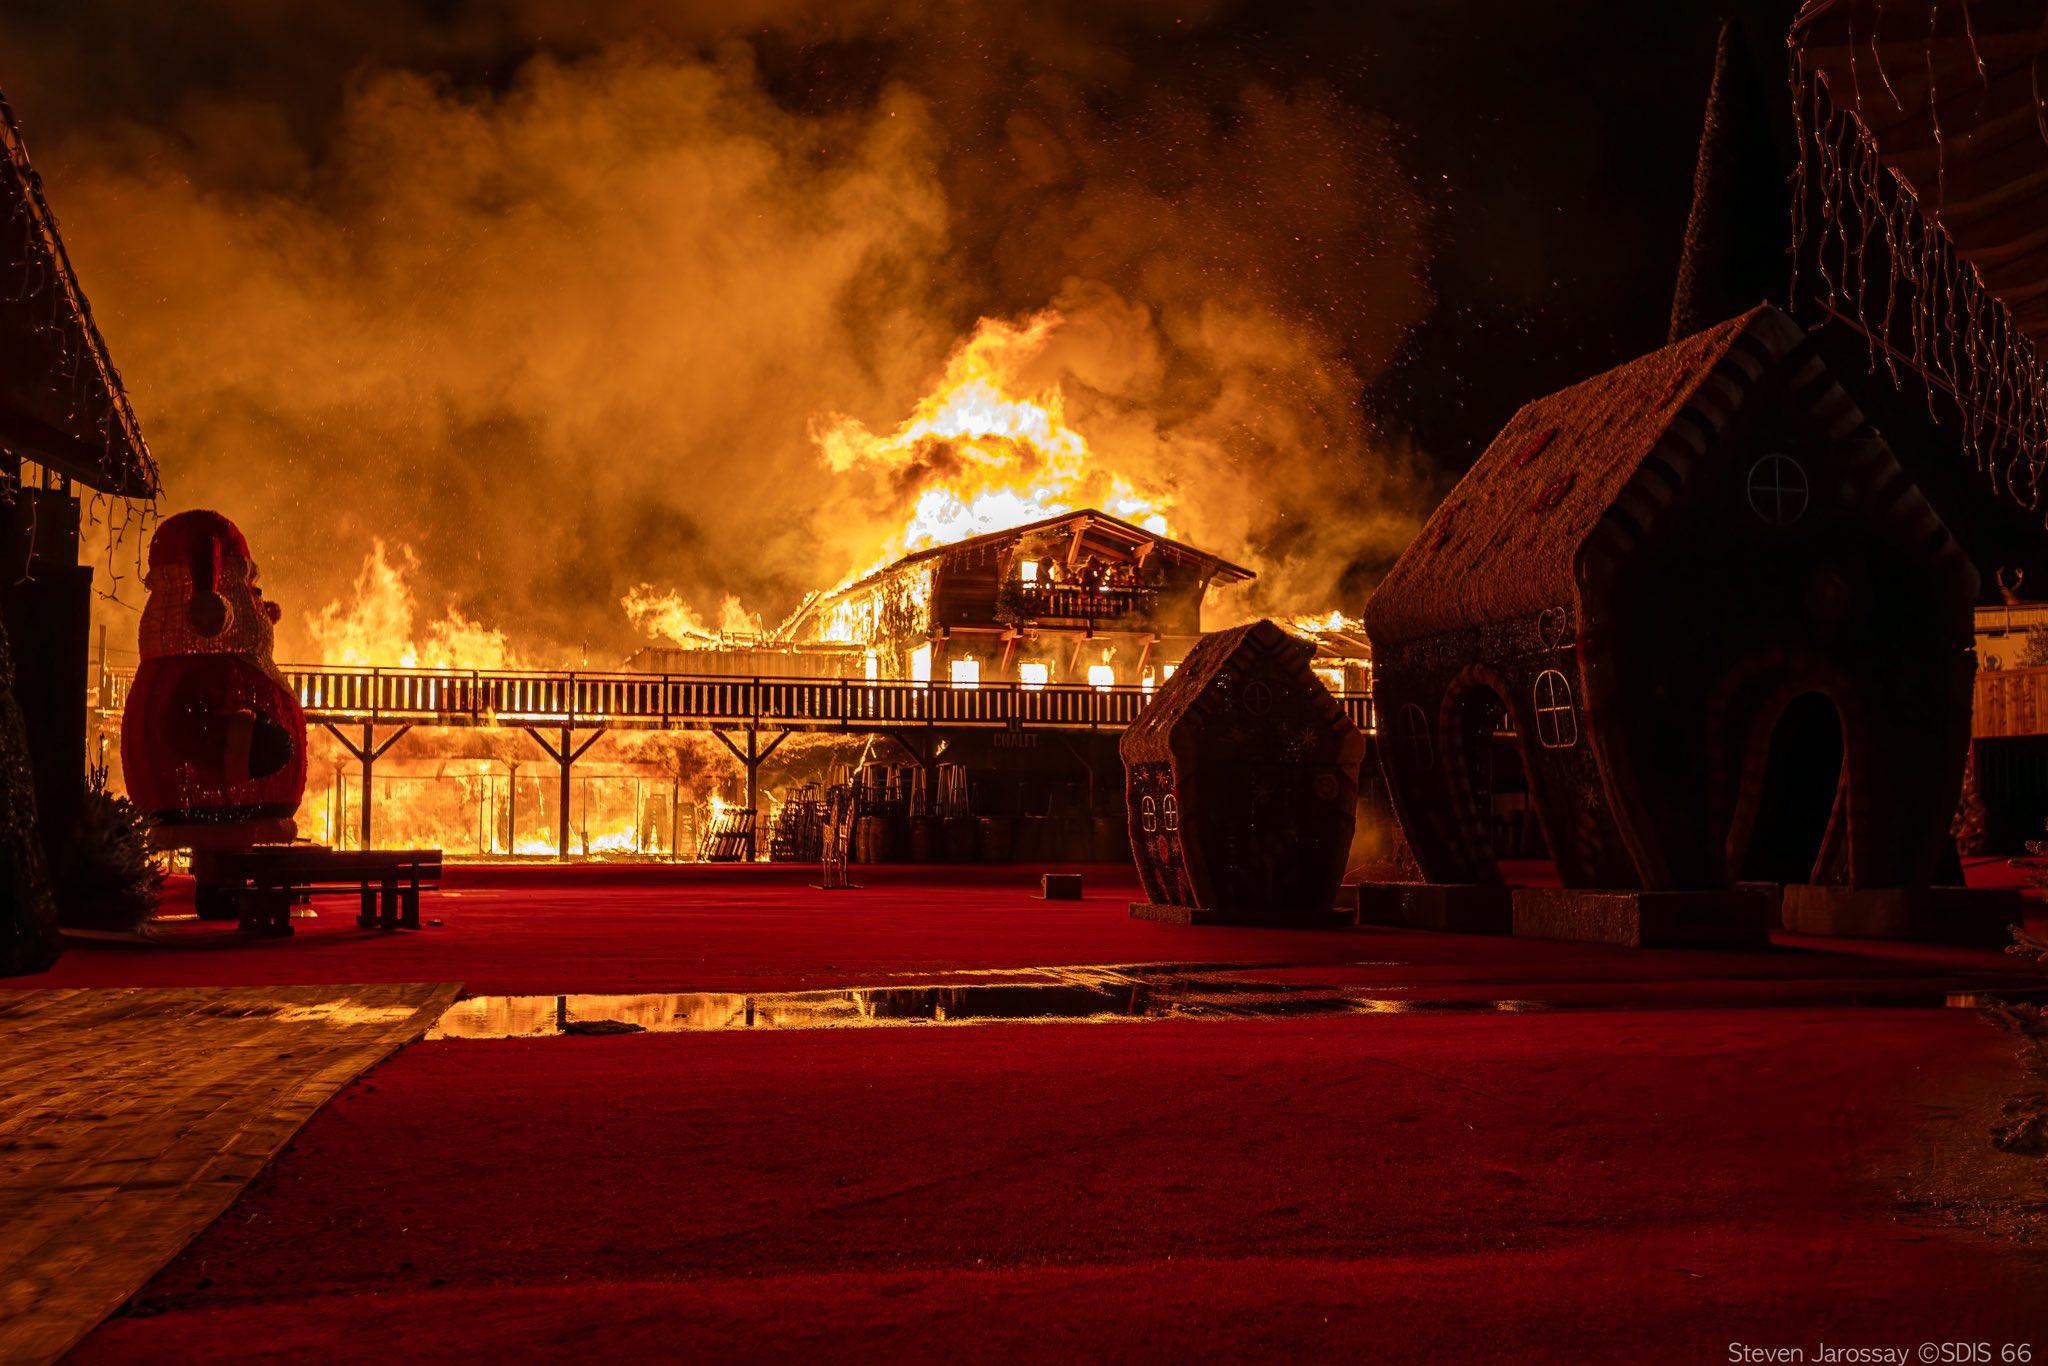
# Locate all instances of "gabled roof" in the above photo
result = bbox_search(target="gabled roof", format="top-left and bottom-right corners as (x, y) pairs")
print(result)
(1367, 307), (1793, 644)
(820, 507), (1255, 602)
(0, 88), (156, 498)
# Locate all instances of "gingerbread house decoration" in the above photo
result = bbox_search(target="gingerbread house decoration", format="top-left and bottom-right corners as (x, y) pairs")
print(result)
(1122, 619), (1365, 925)
(1361, 305), (2005, 946)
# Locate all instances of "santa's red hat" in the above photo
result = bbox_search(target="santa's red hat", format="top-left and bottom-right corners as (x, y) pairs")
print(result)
(148, 509), (252, 638)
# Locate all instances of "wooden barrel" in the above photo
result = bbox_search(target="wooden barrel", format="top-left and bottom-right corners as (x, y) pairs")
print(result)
(942, 815), (979, 862)
(978, 815), (1016, 862)
(854, 814), (896, 865)
(908, 815), (942, 863)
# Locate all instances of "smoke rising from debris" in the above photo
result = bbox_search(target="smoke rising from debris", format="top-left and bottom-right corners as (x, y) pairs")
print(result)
(10, 1), (1434, 662)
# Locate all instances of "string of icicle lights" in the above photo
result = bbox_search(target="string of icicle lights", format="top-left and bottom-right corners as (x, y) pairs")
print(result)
(1790, 20), (2048, 517)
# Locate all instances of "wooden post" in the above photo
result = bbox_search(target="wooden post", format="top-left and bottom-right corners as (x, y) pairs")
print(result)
(521, 727), (605, 860)
(712, 727), (789, 864)
(359, 722), (374, 847)
(557, 724), (572, 857)
(744, 728), (759, 862)
(320, 722), (410, 851)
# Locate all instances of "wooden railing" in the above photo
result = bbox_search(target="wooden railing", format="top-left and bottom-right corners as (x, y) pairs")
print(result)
(104, 665), (1378, 736)
(1005, 582), (1158, 622)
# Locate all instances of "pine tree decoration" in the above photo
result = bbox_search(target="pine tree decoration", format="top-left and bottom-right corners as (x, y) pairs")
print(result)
(56, 757), (164, 934)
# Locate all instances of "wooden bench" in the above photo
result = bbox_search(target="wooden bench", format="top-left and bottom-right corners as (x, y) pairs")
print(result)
(193, 847), (444, 937)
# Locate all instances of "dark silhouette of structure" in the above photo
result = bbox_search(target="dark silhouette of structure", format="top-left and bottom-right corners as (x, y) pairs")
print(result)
(0, 87), (158, 974)
(1363, 305), (2004, 945)
(1123, 620), (1364, 925)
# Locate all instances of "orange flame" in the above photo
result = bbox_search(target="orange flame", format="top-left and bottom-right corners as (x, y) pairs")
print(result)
(813, 311), (1171, 575)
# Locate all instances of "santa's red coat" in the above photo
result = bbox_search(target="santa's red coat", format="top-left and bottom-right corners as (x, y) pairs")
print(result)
(121, 653), (307, 823)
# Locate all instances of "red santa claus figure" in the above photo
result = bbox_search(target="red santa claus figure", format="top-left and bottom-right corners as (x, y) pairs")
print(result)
(121, 510), (306, 844)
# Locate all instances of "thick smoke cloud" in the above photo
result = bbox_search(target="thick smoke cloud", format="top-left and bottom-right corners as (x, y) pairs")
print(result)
(9, 0), (1433, 662)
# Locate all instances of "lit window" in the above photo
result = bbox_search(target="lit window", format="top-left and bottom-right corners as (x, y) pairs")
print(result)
(910, 643), (932, 685)
(1019, 559), (1039, 583)
(1747, 453), (1808, 526)
(1532, 669), (1578, 749)
(863, 651), (879, 682)
(1141, 667), (1157, 693)
(949, 657), (980, 689)
(1088, 663), (1116, 690)
(1161, 664), (1177, 681)
(1019, 661), (1050, 690)
(1314, 667), (1345, 695)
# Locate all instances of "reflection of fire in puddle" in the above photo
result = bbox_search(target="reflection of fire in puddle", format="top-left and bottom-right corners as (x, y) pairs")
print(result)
(426, 963), (1543, 1039)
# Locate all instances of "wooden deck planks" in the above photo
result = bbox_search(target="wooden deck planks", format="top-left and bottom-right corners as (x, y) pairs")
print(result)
(0, 982), (459, 1363)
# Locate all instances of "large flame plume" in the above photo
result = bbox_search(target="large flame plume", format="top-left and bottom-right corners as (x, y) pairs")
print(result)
(43, 23), (1431, 664)
(33, 2), (1433, 857)
(813, 311), (1171, 576)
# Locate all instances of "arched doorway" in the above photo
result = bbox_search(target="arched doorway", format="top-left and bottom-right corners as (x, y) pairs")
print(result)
(1439, 680), (1549, 879)
(1735, 692), (1845, 884)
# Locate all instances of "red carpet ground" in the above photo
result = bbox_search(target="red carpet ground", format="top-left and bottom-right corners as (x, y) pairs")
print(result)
(79, 1009), (2048, 1360)
(18, 862), (2048, 1358)
(31, 860), (2046, 998)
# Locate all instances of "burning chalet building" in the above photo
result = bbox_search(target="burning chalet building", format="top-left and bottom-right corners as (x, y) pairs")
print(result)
(627, 507), (1367, 694)
(793, 509), (1251, 690)
(614, 508), (1367, 861)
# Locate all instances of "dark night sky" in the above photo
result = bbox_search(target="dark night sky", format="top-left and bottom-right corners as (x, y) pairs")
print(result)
(6, 0), (1803, 476)
(1287, 0), (1801, 466)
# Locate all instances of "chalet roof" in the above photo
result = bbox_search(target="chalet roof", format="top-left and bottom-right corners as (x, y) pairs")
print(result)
(1792, 1), (2048, 348)
(1365, 306), (1796, 644)
(821, 508), (1255, 602)
(1121, 618), (1360, 768)
(0, 88), (156, 498)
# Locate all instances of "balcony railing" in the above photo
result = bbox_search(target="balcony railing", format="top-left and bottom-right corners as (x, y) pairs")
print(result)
(100, 664), (1378, 736)
(1975, 603), (2048, 636)
(1004, 582), (1158, 623)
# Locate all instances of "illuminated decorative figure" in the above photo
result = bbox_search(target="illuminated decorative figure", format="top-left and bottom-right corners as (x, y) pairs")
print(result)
(120, 510), (307, 844)
(1122, 619), (1364, 925)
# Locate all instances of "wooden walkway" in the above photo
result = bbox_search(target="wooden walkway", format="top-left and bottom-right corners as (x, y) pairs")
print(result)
(0, 982), (459, 1363)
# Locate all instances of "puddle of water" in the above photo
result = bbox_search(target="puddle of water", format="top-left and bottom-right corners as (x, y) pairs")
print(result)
(426, 964), (1541, 1039)
(423, 961), (2048, 1039)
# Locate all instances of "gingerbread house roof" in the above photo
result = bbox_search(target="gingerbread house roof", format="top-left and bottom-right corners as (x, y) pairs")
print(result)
(1120, 618), (1360, 768)
(1365, 306), (1806, 644)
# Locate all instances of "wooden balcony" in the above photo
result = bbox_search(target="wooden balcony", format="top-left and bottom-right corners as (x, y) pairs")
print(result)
(1002, 582), (1158, 624)
(102, 664), (1379, 737)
